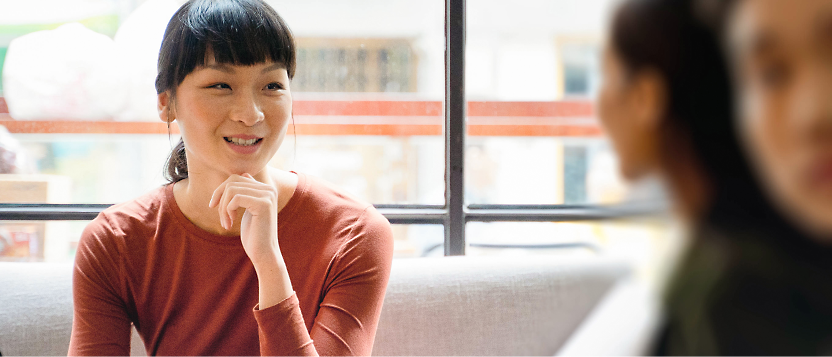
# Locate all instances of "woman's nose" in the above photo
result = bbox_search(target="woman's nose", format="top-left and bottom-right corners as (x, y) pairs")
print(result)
(791, 65), (832, 133)
(230, 93), (265, 126)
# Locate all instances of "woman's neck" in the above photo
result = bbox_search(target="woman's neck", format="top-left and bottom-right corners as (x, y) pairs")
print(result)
(661, 146), (712, 227)
(172, 166), (297, 236)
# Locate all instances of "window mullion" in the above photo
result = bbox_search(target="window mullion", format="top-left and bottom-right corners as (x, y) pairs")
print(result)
(444, 0), (466, 256)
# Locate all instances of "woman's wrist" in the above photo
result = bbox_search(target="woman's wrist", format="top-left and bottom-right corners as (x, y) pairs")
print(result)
(250, 248), (286, 275)
(252, 250), (294, 309)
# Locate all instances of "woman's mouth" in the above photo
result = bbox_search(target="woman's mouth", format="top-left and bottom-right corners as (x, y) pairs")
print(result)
(223, 136), (264, 155)
(224, 137), (263, 146)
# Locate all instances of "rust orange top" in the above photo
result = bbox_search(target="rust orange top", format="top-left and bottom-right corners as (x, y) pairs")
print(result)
(68, 172), (394, 356)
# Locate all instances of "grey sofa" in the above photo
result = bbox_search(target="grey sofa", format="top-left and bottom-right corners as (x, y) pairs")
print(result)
(0, 255), (646, 356)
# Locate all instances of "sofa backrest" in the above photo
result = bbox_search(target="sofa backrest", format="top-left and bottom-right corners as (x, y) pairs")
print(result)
(0, 255), (626, 356)
(0, 262), (74, 356)
(373, 256), (627, 355)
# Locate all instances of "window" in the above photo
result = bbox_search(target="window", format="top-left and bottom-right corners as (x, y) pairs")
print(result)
(0, 0), (667, 264)
(558, 41), (601, 98)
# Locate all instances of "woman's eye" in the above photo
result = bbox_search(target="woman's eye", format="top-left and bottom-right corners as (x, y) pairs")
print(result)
(757, 62), (790, 90)
(265, 82), (284, 91)
(208, 83), (231, 90)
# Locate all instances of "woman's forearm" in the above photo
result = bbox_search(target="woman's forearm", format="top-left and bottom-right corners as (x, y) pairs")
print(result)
(252, 251), (294, 310)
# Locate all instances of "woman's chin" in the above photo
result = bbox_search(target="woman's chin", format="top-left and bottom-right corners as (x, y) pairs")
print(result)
(778, 195), (832, 244)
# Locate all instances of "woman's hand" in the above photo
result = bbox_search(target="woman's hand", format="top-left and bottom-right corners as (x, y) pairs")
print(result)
(209, 173), (279, 265)
(209, 173), (293, 308)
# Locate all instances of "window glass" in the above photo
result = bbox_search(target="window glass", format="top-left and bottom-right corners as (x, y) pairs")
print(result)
(560, 42), (600, 98)
(391, 224), (444, 258)
(0, 0), (445, 205)
(12, 135), (174, 204)
(0, 220), (87, 262)
(0, 0), (672, 264)
(464, 0), (659, 205)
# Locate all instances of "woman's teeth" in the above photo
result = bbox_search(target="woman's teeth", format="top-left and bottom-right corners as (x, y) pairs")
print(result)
(225, 137), (260, 146)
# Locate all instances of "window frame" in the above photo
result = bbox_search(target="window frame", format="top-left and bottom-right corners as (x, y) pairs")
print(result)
(0, 0), (658, 257)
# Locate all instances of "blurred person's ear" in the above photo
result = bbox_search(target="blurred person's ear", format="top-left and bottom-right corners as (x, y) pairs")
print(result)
(616, 69), (667, 180)
(158, 91), (175, 123)
(630, 69), (667, 133)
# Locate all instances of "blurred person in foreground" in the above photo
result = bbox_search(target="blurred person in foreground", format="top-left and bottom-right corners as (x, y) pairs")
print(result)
(597, 0), (832, 354)
(701, 0), (832, 352)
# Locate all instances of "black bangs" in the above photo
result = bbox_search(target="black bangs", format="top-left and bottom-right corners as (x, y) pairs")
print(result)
(155, 0), (296, 95)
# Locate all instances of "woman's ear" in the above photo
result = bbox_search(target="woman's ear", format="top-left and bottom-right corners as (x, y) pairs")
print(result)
(158, 91), (174, 123)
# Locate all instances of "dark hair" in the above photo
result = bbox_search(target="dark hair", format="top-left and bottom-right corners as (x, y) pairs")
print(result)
(689, 0), (824, 243)
(610, 0), (774, 228)
(156, 0), (296, 183)
(695, 0), (740, 38)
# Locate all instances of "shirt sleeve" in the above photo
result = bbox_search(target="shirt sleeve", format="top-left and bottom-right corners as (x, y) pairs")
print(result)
(68, 214), (133, 356)
(253, 206), (395, 356)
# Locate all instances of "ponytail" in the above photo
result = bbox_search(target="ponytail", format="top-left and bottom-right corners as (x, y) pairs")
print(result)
(164, 138), (188, 183)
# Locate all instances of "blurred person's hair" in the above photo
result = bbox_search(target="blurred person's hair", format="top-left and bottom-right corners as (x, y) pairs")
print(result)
(611, 0), (779, 230)
(155, 0), (296, 183)
(694, 0), (739, 37)
(691, 0), (823, 241)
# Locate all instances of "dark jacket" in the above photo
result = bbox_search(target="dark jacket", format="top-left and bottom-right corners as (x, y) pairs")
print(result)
(655, 212), (832, 355)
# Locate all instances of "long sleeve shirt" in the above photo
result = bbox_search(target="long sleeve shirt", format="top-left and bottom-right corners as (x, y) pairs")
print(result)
(68, 172), (394, 356)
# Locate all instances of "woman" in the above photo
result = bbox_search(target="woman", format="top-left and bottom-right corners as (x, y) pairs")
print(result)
(68, 0), (394, 355)
(722, 0), (832, 249)
(603, 0), (832, 354)
(597, 0), (807, 354)
(707, 0), (832, 354)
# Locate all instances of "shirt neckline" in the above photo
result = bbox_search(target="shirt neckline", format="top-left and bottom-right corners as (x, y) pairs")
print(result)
(163, 171), (309, 245)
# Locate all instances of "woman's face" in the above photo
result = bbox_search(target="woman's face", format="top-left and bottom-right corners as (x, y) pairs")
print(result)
(160, 57), (292, 178)
(729, 0), (832, 238)
(597, 45), (662, 181)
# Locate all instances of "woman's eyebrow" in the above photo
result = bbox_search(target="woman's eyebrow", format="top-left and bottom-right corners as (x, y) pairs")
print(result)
(261, 63), (286, 73)
(205, 64), (234, 73)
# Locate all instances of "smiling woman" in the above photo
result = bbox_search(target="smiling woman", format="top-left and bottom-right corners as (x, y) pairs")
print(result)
(67, 1), (394, 355)
(159, 59), (293, 184)
(154, 0), (296, 184)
